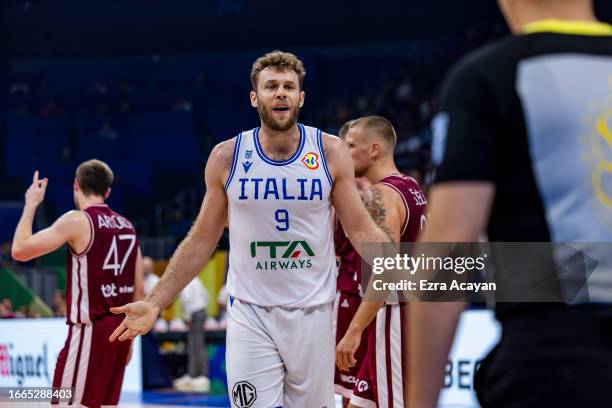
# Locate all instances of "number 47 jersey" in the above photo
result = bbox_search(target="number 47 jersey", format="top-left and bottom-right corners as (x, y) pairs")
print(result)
(225, 124), (336, 308)
(66, 204), (138, 324)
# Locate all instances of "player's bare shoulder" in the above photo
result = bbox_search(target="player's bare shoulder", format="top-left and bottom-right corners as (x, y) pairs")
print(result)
(320, 132), (349, 181)
(205, 137), (238, 185)
(58, 209), (93, 252)
(60, 209), (91, 230)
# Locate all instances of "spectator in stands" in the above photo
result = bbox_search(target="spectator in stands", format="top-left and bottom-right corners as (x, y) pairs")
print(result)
(0, 242), (10, 267)
(40, 99), (64, 117)
(116, 79), (134, 113)
(57, 146), (73, 164)
(194, 72), (207, 89)
(169, 208), (191, 242)
(143, 256), (159, 296)
(216, 284), (228, 327)
(53, 290), (66, 317)
(97, 122), (119, 139)
(16, 104), (31, 117)
(174, 277), (210, 393)
(37, 79), (50, 97)
(142, 257), (170, 332)
(1, 299), (15, 318)
(96, 102), (108, 114)
(116, 79), (133, 95)
(419, 98), (432, 122)
(119, 100), (133, 113)
(88, 80), (108, 96)
(172, 96), (193, 113)
(8, 80), (29, 95)
(395, 75), (413, 103)
(15, 305), (28, 318)
(335, 104), (351, 125)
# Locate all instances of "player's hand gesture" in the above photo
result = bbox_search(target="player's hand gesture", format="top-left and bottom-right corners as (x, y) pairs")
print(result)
(25, 171), (48, 209)
(336, 329), (361, 372)
(109, 300), (160, 342)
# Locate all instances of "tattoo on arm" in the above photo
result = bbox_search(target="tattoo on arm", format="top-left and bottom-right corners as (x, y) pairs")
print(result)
(364, 188), (393, 240)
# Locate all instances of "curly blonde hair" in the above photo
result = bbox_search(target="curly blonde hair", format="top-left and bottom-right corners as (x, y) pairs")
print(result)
(251, 50), (306, 90)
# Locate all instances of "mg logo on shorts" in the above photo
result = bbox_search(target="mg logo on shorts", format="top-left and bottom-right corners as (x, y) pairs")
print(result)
(357, 379), (369, 393)
(232, 381), (257, 407)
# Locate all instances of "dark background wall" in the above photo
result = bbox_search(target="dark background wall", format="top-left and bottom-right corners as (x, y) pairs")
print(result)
(6, 0), (612, 60)
(4, 0), (505, 58)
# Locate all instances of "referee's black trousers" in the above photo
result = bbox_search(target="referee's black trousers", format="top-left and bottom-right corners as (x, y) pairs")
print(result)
(475, 304), (612, 408)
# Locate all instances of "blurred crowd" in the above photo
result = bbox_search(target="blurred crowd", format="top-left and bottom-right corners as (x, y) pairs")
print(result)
(7, 74), (207, 118)
(0, 298), (35, 318)
(0, 291), (66, 319)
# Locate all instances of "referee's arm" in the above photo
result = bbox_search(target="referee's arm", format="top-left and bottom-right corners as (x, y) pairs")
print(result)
(407, 184), (493, 408)
(407, 61), (497, 407)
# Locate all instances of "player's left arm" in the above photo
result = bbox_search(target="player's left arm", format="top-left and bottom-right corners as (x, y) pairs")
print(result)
(12, 171), (89, 262)
(408, 55), (499, 407)
(336, 184), (403, 371)
(408, 182), (493, 408)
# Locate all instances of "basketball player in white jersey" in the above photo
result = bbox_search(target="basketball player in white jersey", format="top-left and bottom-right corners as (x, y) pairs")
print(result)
(110, 51), (396, 408)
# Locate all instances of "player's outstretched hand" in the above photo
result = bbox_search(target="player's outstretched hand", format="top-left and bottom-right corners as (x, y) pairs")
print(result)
(25, 171), (48, 209)
(336, 330), (361, 372)
(109, 300), (160, 342)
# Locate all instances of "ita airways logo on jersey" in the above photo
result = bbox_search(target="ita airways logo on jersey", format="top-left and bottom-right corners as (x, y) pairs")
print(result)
(250, 240), (315, 271)
(301, 152), (319, 170)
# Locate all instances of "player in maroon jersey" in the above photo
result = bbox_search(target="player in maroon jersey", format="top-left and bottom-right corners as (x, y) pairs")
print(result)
(335, 116), (427, 408)
(334, 179), (371, 406)
(11, 159), (144, 407)
(333, 121), (372, 406)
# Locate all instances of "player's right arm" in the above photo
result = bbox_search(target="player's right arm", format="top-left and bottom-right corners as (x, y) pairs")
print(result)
(12, 171), (90, 261)
(324, 135), (396, 258)
(109, 139), (235, 342)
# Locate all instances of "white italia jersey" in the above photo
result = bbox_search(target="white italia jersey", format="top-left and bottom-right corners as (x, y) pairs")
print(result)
(225, 124), (336, 308)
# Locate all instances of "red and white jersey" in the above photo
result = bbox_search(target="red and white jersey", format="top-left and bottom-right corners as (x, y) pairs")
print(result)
(379, 174), (427, 242)
(335, 174), (427, 296)
(334, 220), (361, 295)
(65, 204), (138, 324)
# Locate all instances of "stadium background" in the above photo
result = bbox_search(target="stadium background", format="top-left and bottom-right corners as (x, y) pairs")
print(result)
(0, 1), (611, 406)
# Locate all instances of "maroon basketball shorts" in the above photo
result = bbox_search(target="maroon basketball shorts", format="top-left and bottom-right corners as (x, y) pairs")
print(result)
(351, 304), (408, 408)
(52, 313), (131, 407)
(334, 290), (369, 398)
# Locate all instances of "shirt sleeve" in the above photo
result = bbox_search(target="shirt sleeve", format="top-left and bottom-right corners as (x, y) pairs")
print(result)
(432, 59), (498, 183)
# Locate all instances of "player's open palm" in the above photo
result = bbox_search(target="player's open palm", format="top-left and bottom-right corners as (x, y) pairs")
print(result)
(25, 171), (48, 208)
(109, 300), (159, 342)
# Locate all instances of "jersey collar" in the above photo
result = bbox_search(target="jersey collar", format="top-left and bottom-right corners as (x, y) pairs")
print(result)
(522, 19), (612, 36)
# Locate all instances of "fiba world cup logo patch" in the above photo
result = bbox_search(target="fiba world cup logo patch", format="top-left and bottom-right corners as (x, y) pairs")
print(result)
(301, 152), (319, 170)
